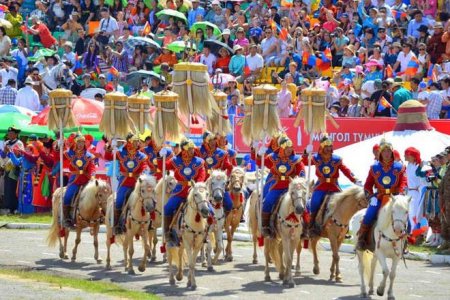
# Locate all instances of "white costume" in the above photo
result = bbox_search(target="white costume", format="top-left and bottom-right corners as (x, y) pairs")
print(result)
(406, 162), (426, 232)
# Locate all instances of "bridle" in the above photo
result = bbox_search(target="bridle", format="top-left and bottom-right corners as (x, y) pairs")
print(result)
(183, 185), (210, 236)
(377, 204), (408, 257)
(278, 183), (306, 229)
(130, 182), (156, 226)
(77, 185), (111, 226)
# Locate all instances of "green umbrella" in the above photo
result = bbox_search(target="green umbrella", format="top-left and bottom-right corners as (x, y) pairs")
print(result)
(64, 125), (103, 140)
(167, 40), (196, 53)
(156, 9), (187, 23)
(190, 21), (221, 37)
(28, 48), (56, 62)
(0, 113), (54, 138)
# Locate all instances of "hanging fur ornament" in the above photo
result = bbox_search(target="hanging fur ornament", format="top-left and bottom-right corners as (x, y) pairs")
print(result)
(172, 62), (213, 118)
(251, 84), (281, 140)
(127, 95), (153, 133)
(207, 90), (231, 136)
(100, 92), (134, 138)
(47, 89), (77, 131)
(240, 96), (254, 146)
(153, 90), (182, 147)
(294, 87), (327, 133)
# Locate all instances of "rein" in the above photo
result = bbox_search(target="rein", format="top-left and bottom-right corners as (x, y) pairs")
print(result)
(377, 212), (407, 259)
(77, 190), (107, 226)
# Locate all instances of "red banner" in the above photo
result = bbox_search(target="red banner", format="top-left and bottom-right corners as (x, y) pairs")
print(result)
(233, 117), (450, 153)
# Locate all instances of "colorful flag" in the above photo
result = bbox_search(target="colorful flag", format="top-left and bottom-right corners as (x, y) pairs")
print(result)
(73, 54), (83, 76)
(322, 48), (332, 63)
(391, 10), (408, 19)
(95, 64), (101, 76)
(303, 52), (317, 66)
(142, 21), (151, 36)
(109, 66), (120, 77)
(385, 64), (394, 78)
(377, 96), (392, 112)
(405, 56), (419, 76)
(243, 58), (251, 76)
(311, 0), (320, 12)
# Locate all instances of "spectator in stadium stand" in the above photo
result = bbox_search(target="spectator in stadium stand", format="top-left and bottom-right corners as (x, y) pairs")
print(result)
(61, 11), (83, 43)
(27, 15), (57, 49)
(5, 4), (23, 39)
(407, 10), (429, 40)
(15, 77), (40, 112)
(423, 82), (450, 120)
(0, 79), (17, 105)
(81, 73), (95, 91)
(261, 27), (279, 67)
(233, 27), (250, 53)
(75, 29), (91, 56)
(188, 0), (205, 28)
(97, 7), (119, 46)
(239, 43), (263, 83)
(427, 22), (446, 64)
(199, 45), (216, 76)
(220, 29), (233, 49)
(0, 57), (18, 88)
(347, 94), (362, 118)
(391, 79), (413, 115)
(229, 45), (245, 77)
(215, 47), (231, 74)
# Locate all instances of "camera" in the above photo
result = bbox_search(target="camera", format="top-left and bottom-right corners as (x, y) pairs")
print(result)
(330, 33), (335, 38)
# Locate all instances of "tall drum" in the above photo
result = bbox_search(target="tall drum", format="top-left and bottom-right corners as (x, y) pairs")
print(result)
(100, 92), (133, 138)
(252, 84), (281, 141)
(153, 90), (181, 147)
(48, 89), (77, 130)
(127, 95), (153, 133)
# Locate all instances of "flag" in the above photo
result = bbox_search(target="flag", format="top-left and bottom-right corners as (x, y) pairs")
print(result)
(385, 64), (394, 78)
(311, 0), (320, 11)
(95, 64), (101, 76)
(303, 52), (317, 66)
(322, 48), (332, 63)
(405, 56), (419, 76)
(109, 66), (120, 77)
(281, 0), (293, 7)
(391, 10), (408, 19)
(377, 96), (392, 112)
(73, 54), (83, 76)
(243, 58), (251, 76)
(142, 21), (151, 36)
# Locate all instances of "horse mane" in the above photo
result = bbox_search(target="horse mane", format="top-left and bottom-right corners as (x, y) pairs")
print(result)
(210, 169), (227, 179)
(325, 186), (365, 220)
(232, 166), (246, 175)
(128, 174), (157, 208)
(187, 182), (208, 203)
(280, 176), (306, 212)
(377, 195), (409, 231)
(79, 179), (108, 211)
(155, 171), (174, 194)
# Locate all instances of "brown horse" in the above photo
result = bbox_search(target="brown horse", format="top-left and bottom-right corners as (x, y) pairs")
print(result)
(47, 179), (112, 262)
(224, 167), (246, 262)
(296, 186), (368, 282)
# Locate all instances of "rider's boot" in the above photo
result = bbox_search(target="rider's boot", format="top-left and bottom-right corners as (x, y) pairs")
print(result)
(261, 212), (272, 237)
(307, 212), (321, 237)
(114, 209), (124, 235)
(63, 205), (73, 228)
(164, 215), (174, 244)
(356, 224), (371, 251)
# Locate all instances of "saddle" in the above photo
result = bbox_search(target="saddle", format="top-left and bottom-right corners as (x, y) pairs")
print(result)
(69, 186), (86, 223)
(167, 202), (188, 247)
(268, 198), (284, 239)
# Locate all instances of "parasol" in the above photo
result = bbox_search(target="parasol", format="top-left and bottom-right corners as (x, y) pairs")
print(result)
(155, 9), (187, 23)
(191, 21), (222, 37)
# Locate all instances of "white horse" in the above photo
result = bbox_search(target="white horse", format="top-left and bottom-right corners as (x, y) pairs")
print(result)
(105, 174), (157, 274)
(168, 182), (210, 290)
(264, 177), (307, 288)
(147, 172), (178, 262)
(47, 179), (112, 263)
(202, 170), (228, 270)
(355, 195), (410, 300)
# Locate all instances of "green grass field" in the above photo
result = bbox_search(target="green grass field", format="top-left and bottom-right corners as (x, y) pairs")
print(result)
(0, 268), (159, 300)
(0, 213), (53, 224)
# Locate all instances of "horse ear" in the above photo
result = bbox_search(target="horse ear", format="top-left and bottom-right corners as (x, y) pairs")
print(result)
(407, 195), (412, 204)
(95, 179), (99, 186)
(289, 177), (293, 183)
(191, 179), (196, 187)
(309, 180), (315, 191)
(139, 177), (142, 183)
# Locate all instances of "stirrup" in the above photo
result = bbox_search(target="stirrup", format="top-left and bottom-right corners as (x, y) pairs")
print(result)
(262, 226), (272, 238)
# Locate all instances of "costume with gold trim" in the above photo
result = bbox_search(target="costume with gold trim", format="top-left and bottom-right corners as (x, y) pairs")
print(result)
(143, 139), (173, 180)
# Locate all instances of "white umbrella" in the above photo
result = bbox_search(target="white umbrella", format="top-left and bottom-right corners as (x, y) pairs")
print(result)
(80, 88), (106, 100)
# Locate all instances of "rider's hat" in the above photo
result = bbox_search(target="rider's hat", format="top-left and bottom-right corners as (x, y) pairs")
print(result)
(379, 138), (393, 152)
(181, 138), (195, 151)
(202, 130), (215, 142)
(126, 133), (139, 142)
(319, 134), (333, 148)
(278, 136), (293, 149)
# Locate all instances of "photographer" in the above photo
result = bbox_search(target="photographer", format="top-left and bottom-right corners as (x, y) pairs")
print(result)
(97, 7), (119, 46)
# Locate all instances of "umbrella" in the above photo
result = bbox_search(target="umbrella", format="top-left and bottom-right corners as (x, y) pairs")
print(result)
(191, 21), (222, 37)
(167, 40), (196, 53)
(209, 73), (236, 89)
(204, 39), (234, 56)
(156, 9), (187, 23)
(28, 48), (56, 62)
(64, 125), (103, 140)
(31, 97), (104, 126)
(126, 70), (166, 89)
(124, 37), (161, 52)
(80, 88), (106, 100)
(0, 112), (54, 138)
(0, 105), (37, 117)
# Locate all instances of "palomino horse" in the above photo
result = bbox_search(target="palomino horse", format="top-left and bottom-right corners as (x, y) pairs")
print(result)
(224, 167), (246, 262)
(105, 174), (157, 273)
(263, 177), (307, 287)
(355, 195), (410, 300)
(147, 172), (178, 262)
(168, 182), (210, 290)
(296, 186), (367, 282)
(203, 170), (227, 270)
(47, 179), (112, 262)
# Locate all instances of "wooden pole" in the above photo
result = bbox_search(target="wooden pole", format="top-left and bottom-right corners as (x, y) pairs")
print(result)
(59, 119), (64, 227)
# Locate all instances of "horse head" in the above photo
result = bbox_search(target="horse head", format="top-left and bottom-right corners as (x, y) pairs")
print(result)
(165, 171), (178, 194)
(288, 177), (307, 215)
(208, 170), (227, 204)
(229, 167), (245, 193)
(390, 195), (410, 237)
(189, 182), (210, 218)
(137, 174), (158, 213)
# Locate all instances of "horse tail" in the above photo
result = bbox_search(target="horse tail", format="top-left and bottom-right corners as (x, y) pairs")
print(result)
(267, 238), (283, 272)
(358, 249), (374, 282)
(46, 187), (62, 248)
(210, 231), (217, 252)
(247, 191), (258, 234)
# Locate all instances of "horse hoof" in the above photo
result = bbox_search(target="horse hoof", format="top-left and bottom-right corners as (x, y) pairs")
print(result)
(207, 266), (214, 272)
(201, 262), (207, 268)
(190, 284), (197, 291)
(335, 277), (343, 283)
(169, 278), (175, 286)
(329, 275), (335, 281)
(162, 258), (167, 263)
(96, 258), (103, 264)
(360, 292), (368, 298)
(138, 266), (145, 272)
(313, 266), (320, 275)
(294, 271), (301, 277)
(186, 281), (191, 288)
(286, 282), (295, 288)
(264, 276), (271, 282)
(368, 290), (374, 296)
(128, 269), (136, 275)
(377, 287), (384, 296)
(150, 257), (156, 263)
(106, 265), (112, 271)
(71, 257), (76, 262)
(64, 254), (69, 260)
(252, 259), (258, 264)
(226, 256), (233, 262)
(388, 296), (395, 300)
(176, 274), (183, 281)
(279, 274), (284, 280)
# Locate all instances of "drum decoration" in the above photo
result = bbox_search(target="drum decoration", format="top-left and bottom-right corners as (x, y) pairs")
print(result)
(252, 84), (281, 140)
(153, 90), (181, 147)
(240, 96), (254, 146)
(127, 95), (153, 133)
(295, 87), (327, 134)
(47, 89), (77, 130)
(171, 62), (213, 118)
(207, 90), (231, 136)
(100, 92), (134, 138)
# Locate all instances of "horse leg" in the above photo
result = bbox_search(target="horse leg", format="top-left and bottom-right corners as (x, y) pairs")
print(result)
(387, 258), (399, 300)
(127, 232), (136, 275)
(59, 229), (69, 260)
(376, 253), (389, 297)
(168, 249), (175, 285)
(227, 223), (237, 262)
(225, 221), (232, 261)
(357, 251), (368, 298)
(71, 227), (81, 262)
(151, 230), (158, 262)
(311, 237), (320, 275)
(106, 227), (112, 270)
(252, 229), (258, 264)
(185, 242), (194, 289)
(205, 235), (213, 271)
(93, 225), (102, 263)
(368, 254), (377, 295)
(278, 242), (284, 281)
(176, 246), (184, 282)
(138, 229), (149, 272)
(123, 234), (129, 272)
(214, 223), (224, 265)
(264, 239), (271, 282)
(334, 239), (344, 282)
(283, 237), (295, 288)
(190, 245), (202, 290)
(328, 236), (337, 281)
(295, 240), (302, 276)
